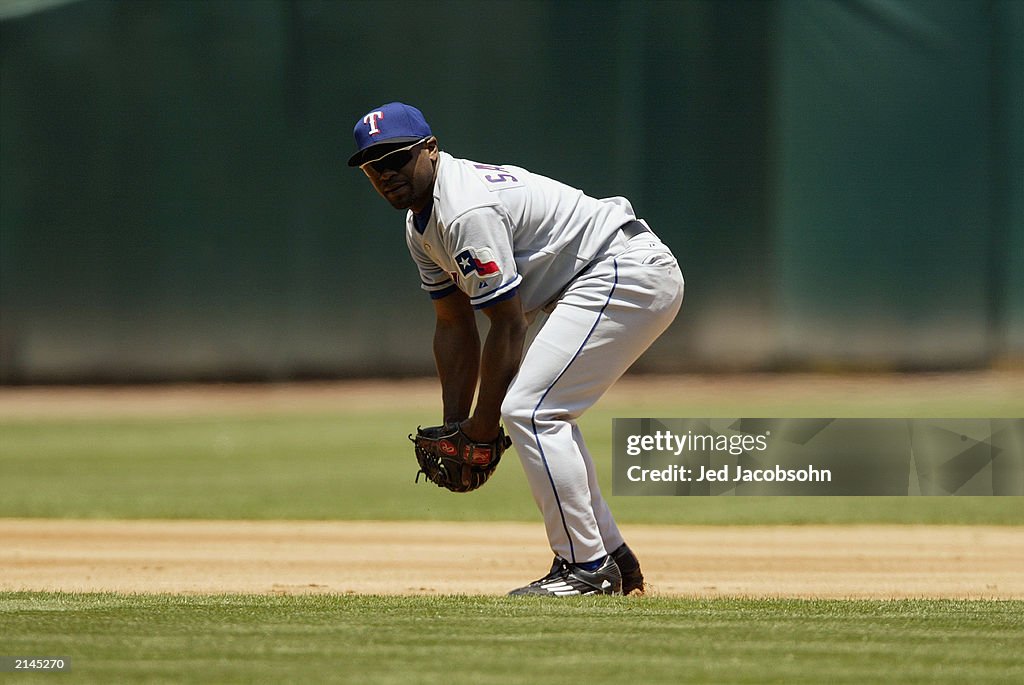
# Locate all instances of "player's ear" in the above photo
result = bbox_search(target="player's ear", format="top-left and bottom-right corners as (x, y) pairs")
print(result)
(425, 136), (439, 157)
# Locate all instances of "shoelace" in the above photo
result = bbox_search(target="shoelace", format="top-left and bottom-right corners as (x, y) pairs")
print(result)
(531, 558), (571, 585)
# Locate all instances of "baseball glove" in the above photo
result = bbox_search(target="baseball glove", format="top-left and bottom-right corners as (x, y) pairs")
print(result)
(410, 423), (511, 493)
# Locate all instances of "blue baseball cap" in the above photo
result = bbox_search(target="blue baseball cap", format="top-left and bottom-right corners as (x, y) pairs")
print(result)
(347, 102), (432, 167)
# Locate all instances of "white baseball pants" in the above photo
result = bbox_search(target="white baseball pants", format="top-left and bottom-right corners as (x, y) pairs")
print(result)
(501, 226), (684, 563)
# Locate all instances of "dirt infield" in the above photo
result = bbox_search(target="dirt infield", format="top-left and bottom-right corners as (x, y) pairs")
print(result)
(2, 519), (1022, 599)
(3, 374), (1022, 599)
(2, 370), (1023, 419)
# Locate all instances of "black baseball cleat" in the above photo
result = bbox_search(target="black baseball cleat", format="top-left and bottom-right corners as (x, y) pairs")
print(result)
(611, 543), (645, 595)
(508, 555), (622, 596)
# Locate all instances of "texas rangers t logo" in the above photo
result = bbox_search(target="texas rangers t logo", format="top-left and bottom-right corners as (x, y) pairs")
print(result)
(455, 247), (501, 277)
(363, 111), (384, 135)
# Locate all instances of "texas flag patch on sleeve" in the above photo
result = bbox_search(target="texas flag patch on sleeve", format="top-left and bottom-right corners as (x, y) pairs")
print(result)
(455, 247), (502, 278)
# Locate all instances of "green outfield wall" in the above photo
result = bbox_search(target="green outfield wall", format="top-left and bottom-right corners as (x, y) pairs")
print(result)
(1, 0), (1021, 382)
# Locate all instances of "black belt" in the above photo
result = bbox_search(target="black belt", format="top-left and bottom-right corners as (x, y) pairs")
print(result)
(621, 221), (651, 239)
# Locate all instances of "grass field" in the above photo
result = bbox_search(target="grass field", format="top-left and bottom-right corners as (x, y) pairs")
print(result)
(2, 387), (1023, 524)
(2, 593), (1022, 684)
(2, 374), (1023, 683)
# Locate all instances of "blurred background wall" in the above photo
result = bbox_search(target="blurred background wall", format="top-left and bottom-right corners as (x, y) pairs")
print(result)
(1, 0), (1021, 383)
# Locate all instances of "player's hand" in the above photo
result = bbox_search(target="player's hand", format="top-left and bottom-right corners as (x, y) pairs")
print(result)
(459, 417), (500, 443)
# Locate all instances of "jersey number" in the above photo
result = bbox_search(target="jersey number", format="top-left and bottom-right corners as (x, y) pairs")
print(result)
(474, 163), (518, 184)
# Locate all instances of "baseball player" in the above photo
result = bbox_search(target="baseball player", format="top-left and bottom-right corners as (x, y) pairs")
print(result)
(349, 102), (684, 596)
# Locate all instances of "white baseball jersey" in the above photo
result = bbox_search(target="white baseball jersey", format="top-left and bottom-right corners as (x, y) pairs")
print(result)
(405, 151), (639, 314)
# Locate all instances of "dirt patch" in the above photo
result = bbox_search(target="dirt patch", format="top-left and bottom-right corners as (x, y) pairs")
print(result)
(1, 371), (1022, 419)
(0, 379), (442, 419)
(2, 519), (1021, 598)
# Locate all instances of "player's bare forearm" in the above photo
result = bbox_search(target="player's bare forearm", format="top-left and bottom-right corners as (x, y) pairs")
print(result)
(464, 294), (528, 440)
(433, 291), (480, 423)
(434, 322), (479, 422)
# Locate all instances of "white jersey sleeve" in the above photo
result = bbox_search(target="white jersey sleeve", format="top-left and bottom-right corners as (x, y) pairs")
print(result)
(405, 218), (457, 300)
(445, 206), (523, 309)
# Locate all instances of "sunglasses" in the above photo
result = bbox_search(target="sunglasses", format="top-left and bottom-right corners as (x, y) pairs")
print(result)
(359, 137), (430, 174)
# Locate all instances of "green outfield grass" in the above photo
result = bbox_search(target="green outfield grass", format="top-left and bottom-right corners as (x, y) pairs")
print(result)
(1, 593), (1021, 684)
(1, 399), (1023, 523)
